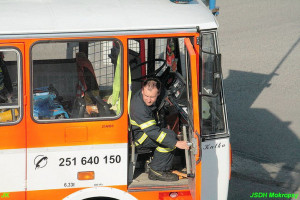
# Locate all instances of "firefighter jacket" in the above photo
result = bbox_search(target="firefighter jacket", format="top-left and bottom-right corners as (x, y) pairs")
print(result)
(130, 89), (177, 149)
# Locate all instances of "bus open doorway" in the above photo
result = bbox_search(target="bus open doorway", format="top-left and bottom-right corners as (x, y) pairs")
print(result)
(126, 37), (201, 199)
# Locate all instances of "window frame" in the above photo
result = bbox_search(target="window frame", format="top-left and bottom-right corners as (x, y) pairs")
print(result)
(0, 47), (23, 126)
(200, 30), (229, 139)
(30, 38), (124, 124)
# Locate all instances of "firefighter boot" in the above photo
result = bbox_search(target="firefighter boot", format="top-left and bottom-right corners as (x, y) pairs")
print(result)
(148, 168), (179, 181)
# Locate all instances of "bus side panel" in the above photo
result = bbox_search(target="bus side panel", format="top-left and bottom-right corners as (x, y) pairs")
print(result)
(27, 186), (128, 200)
(24, 37), (131, 198)
(26, 144), (128, 192)
(0, 148), (26, 193)
(201, 138), (230, 200)
(0, 43), (25, 198)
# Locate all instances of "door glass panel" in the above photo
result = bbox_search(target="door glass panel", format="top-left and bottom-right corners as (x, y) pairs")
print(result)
(201, 33), (225, 136)
(0, 50), (21, 124)
(186, 47), (194, 124)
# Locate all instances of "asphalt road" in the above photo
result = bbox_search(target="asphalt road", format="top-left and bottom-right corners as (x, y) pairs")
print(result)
(216, 0), (300, 199)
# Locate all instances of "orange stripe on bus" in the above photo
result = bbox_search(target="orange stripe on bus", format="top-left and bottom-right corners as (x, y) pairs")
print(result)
(0, 191), (25, 199)
(26, 116), (128, 148)
(0, 119), (26, 150)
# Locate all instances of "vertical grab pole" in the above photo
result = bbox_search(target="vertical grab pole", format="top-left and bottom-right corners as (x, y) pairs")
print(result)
(183, 125), (191, 175)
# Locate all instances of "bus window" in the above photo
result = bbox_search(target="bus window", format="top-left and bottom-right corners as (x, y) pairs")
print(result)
(201, 32), (226, 137)
(0, 50), (21, 124)
(31, 40), (122, 121)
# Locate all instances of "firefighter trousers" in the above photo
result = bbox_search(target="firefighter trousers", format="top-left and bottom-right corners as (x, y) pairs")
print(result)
(138, 137), (176, 172)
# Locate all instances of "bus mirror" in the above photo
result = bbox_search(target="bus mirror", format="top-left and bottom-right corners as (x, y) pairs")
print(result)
(212, 54), (222, 95)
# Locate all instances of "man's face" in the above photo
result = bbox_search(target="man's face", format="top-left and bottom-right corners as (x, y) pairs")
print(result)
(142, 87), (159, 106)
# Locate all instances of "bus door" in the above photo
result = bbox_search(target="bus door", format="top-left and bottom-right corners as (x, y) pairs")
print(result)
(183, 38), (201, 200)
(26, 39), (127, 199)
(0, 43), (25, 199)
(199, 31), (230, 200)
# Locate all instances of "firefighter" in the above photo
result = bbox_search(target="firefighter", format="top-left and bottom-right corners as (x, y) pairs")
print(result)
(0, 52), (13, 103)
(130, 78), (189, 181)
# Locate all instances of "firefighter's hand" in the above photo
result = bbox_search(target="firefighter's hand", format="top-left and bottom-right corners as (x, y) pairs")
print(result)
(175, 141), (190, 150)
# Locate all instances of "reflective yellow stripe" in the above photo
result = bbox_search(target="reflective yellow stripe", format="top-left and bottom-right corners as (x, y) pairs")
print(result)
(130, 119), (156, 130)
(130, 119), (139, 126)
(156, 146), (176, 153)
(156, 131), (167, 144)
(140, 120), (156, 130)
(136, 133), (148, 146)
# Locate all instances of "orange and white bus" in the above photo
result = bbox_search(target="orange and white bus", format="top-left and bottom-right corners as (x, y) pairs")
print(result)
(0, 0), (230, 199)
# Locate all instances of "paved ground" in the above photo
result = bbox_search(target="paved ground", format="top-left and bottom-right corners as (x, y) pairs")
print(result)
(216, 0), (300, 198)
(229, 153), (300, 199)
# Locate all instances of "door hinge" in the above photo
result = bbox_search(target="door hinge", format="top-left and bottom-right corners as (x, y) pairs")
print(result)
(196, 37), (200, 45)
